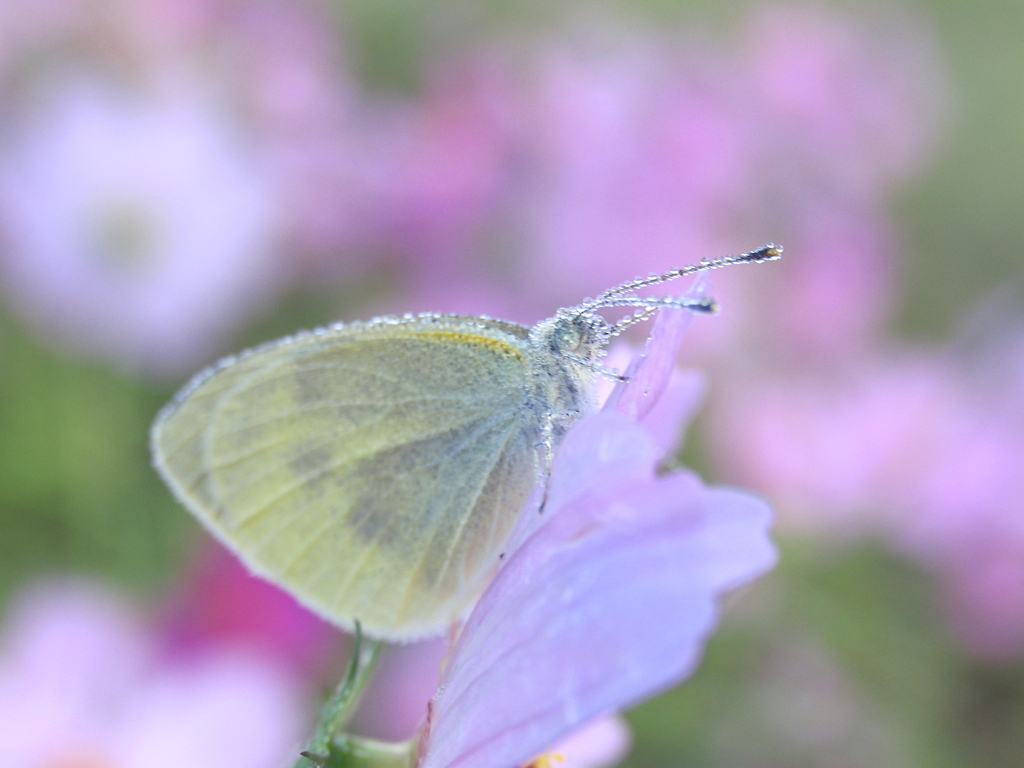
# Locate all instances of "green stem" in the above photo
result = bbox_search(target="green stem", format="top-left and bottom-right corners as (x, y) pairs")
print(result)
(293, 623), (384, 768)
(323, 735), (416, 768)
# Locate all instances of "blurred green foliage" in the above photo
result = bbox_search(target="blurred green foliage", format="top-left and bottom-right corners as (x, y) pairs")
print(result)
(0, 311), (191, 601)
(899, 0), (1024, 339)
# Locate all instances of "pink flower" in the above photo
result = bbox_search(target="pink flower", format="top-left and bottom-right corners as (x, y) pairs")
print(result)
(896, 364), (1024, 659)
(519, 44), (750, 308)
(228, 1), (383, 277)
(121, 0), (237, 53)
(709, 356), (954, 539)
(351, 639), (449, 742)
(753, 208), (900, 361)
(163, 543), (341, 679)
(710, 322), (1024, 659)
(340, 59), (526, 320)
(387, 6), (948, 343)
(0, 78), (283, 376)
(415, 309), (778, 768)
(0, 579), (308, 768)
(418, 409), (776, 768)
(743, 2), (950, 199)
(377, 62), (516, 275)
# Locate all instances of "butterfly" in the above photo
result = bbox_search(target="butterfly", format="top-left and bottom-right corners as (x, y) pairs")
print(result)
(151, 245), (781, 641)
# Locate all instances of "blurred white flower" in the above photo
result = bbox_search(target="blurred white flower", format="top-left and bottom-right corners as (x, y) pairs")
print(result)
(0, 77), (284, 376)
(0, 579), (308, 768)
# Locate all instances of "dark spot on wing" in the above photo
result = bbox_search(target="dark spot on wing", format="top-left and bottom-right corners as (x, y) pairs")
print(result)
(342, 436), (449, 545)
(289, 444), (334, 478)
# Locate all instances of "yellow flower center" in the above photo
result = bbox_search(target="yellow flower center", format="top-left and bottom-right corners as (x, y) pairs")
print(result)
(522, 751), (566, 768)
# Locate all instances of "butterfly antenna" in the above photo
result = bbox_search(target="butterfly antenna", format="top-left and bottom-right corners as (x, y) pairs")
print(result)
(606, 242), (781, 301)
(573, 243), (782, 332)
(609, 305), (662, 337)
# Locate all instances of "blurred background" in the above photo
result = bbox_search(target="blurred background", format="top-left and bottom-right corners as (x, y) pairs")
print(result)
(0, 0), (1022, 766)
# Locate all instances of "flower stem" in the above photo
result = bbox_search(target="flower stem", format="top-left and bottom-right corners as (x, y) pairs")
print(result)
(294, 623), (383, 768)
(321, 735), (416, 768)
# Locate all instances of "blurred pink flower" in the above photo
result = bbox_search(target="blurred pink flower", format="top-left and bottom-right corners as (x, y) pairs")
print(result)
(0, 579), (308, 768)
(351, 638), (449, 742)
(416, 308), (777, 768)
(387, 4), (947, 341)
(519, 44), (750, 308)
(312, 41), (756, 323)
(0, 78), (284, 376)
(376, 61), (517, 286)
(941, 550), (1024, 662)
(228, 0), (385, 277)
(709, 357), (954, 539)
(896, 357), (1024, 659)
(754, 208), (899, 362)
(711, 321), (1024, 658)
(163, 543), (341, 679)
(122, 0), (240, 53)
(691, 3), (951, 369)
(743, 2), (950, 199)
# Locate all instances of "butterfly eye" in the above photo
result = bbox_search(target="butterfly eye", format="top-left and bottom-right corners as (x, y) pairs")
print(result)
(554, 323), (583, 352)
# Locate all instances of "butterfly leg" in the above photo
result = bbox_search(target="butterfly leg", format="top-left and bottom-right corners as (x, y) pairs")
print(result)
(534, 409), (581, 513)
(563, 352), (629, 383)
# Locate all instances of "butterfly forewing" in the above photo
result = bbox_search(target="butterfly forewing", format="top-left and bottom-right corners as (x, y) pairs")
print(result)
(152, 317), (538, 641)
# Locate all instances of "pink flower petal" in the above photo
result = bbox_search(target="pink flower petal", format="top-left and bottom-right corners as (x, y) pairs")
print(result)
(532, 715), (632, 768)
(420, 412), (776, 768)
(604, 306), (696, 423)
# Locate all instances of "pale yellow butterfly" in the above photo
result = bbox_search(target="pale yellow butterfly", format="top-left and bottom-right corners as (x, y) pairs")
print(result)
(151, 245), (781, 641)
